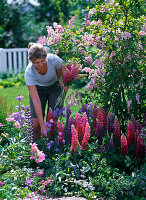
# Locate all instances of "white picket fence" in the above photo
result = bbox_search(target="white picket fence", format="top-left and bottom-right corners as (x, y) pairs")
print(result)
(0, 48), (29, 74)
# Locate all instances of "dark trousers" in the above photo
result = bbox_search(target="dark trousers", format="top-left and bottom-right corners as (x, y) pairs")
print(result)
(29, 81), (61, 118)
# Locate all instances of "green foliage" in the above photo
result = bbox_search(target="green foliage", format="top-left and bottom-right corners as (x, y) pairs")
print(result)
(0, 96), (7, 124)
(45, 0), (145, 130)
(0, 73), (25, 88)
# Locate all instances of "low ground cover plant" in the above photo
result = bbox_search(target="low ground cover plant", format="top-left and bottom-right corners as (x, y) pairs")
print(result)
(0, 93), (145, 200)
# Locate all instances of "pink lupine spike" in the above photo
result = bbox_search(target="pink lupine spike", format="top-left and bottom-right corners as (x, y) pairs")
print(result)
(136, 135), (145, 160)
(75, 113), (83, 144)
(127, 120), (135, 146)
(46, 108), (55, 137)
(57, 120), (64, 144)
(93, 104), (98, 129)
(80, 112), (89, 144)
(121, 134), (128, 156)
(81, 122), (91, 150)
(70, 124), (80, 153)
(57, 120), (64, 133)
(82, 112), (88, 130)
(114, 116), (120, 138)
(63, 68), (71, 85)
(66, 63), (73, 71)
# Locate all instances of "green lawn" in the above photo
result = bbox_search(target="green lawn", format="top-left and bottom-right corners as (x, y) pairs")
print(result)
(0, 85), (81, 115)
(0, 85), (29, 111)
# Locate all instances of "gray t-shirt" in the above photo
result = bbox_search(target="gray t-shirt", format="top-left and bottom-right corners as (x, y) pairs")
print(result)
(25, 53), (63, 86)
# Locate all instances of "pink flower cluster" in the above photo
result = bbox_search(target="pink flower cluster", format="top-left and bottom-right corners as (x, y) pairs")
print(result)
(68, 16), (75, 28)
(121, 31), (131, 40)
(30, 143), (45, 163)
(121, 134), (128, 155)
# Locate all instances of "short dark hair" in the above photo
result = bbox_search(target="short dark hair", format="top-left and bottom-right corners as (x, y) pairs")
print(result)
(28, 43), (47, 61)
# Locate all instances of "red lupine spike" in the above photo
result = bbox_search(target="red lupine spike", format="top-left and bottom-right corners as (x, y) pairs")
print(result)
(95, 106), (107, 131)
(121, 134), (128, 156)
(46, 108), (55, 137)
(114, 115), (121, 138)
(70, 124), (80, 153)
(93, 104), (98, 129)
(136, 135), (145, 160)
(81, 122), (91, 150)
(127, 120), (135, 146)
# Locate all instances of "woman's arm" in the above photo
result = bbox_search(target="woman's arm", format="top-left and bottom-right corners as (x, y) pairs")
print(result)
(27, 85), (48, 135)
(56, 64), (68, 92)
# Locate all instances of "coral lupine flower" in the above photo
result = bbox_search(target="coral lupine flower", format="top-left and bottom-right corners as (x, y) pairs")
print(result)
(81, 122), (91, 150)
(121, 134), (128, 156)
(114, 116), (120, 138)
(46, 108), (55, 137)
(70, 124), (80, 153)
(57, 120), (65, 145)
(127, 120), (135, 146)
(136, 135), (145, 160)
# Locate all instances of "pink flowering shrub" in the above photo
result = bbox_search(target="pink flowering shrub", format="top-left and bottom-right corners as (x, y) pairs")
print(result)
(40, 0), (145, 129)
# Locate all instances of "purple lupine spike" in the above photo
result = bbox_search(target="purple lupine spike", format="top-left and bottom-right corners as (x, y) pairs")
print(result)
(107, 112), (114, 134)
(100, 140), (105, 152)
(136, 134), (145, 160)
(25, 107), (33, 143)
(109, 134), (114, 151)
(81, 103), (89, 117)
(64, 106), (72, 144)
(95, 119), (103, 140)
(67, 116), (74, 144)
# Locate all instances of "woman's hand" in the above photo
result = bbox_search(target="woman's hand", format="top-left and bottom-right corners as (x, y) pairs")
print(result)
(41, 124), (49, 137)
